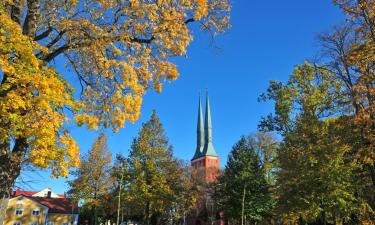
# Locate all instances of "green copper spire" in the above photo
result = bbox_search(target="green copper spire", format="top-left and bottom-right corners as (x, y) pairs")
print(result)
(192, 96), (204, 160)
(203, 93), (218, 157)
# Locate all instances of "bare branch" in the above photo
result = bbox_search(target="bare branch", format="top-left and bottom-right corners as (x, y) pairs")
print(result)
(34, 27), (53, 41)
(42, 45), (70, 62)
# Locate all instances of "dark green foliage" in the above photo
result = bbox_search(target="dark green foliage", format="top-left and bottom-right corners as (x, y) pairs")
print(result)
(213, 136), (275, 224)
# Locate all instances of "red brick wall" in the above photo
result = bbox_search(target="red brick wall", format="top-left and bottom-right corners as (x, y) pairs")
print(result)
(191, 156), (220, 183)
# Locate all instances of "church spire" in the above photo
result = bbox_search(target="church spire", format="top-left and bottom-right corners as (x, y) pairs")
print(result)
(192, 95), (204, 160)
(203, 92), (218, 157)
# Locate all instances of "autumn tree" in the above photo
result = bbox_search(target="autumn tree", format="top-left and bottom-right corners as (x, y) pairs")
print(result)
(125, 111), (198, 225)
(213, 136), (274, 225)
(68, 133), (112, 225)
(247, 132), (278, 186)
(106, 154), (146, 224)
(0, 0), (230, 219)
(259, 63), (362, 223)
(316, 1), (375, 219)
(319, 0), (375, 191)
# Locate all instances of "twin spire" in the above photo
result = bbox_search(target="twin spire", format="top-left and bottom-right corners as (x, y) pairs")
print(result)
(192, 93), (218, 160)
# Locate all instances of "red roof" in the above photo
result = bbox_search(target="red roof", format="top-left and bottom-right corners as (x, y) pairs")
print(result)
(31, 197), (78, 214)
(12, 189), (78, 214)
(12, 189), (37, 197)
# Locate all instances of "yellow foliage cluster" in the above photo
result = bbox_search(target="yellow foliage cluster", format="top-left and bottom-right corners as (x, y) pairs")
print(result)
(334, 0), (375, 167)
(0, 0), (230, 177)
(0, 7), (79, 177)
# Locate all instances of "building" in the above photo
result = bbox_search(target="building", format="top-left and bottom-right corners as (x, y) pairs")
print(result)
(4, 188), (78, 225)
(191, 94), (220, 183)
(189, 94), (222, 225)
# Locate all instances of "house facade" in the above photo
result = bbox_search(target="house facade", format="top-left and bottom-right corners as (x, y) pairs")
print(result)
(4, 188), (78, 225)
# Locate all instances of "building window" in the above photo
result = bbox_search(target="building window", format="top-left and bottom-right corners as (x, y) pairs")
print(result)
(14, 208), (23, 216)
(31, 209), (40, 216)
(13, 222), (21, 225)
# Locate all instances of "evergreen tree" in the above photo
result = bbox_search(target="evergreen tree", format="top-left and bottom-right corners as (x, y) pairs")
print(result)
(127, 111), (197, 225)
(213, 136), (274, 224)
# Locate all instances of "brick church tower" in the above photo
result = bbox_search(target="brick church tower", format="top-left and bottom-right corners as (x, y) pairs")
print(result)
(191, 94), (220, 182)
(188, 94), (223, 225)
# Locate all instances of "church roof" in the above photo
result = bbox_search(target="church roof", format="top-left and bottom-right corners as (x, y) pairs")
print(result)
(192, 96), (204, 160)
(202, 94), (218, 157)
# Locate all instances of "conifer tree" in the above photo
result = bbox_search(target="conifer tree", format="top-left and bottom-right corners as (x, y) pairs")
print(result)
(213, 136), (274, 224)
(127, 111), (197, 225)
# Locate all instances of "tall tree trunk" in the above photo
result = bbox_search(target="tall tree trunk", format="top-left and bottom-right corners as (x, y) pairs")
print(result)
(0, 138), (28, 225)
(23, 0), (41, 38)
(93, 188), (98, 225)
(94, 205), (98, 225)
(241, 184), (246, 225)
(145, 201), (150, 225)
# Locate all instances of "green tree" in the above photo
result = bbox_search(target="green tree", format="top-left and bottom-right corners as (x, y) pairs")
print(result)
(260, 63), (359, 224)
(68, 133), (113, 225)
(213, 136), (274, 225)
(317, 12), (375, 220)
(126, 111), (197, 225)
(248, 132), (279, 186)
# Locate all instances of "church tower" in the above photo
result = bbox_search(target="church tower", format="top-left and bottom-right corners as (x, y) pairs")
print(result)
(191, 94), (220, 182)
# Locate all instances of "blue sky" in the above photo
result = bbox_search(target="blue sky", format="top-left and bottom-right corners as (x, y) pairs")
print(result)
(18, 0), (345, 194)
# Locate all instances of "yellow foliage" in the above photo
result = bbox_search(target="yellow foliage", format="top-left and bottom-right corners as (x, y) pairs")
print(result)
(0, 0), (230, 177)
(0, 6), (78, 177)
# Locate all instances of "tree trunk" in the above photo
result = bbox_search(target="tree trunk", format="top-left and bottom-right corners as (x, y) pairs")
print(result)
(0, 0), (40, 221)
(0, 138), (27, 225)
(0, 197), (10, 225)
(241, 184), (246, 225)
(23, 0), (41, 38)
(145, 201), (150, 225)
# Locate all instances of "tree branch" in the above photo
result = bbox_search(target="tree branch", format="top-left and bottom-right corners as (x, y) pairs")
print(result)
(130, 36), (155, 44)
(8, 0), (21, 25)
(46, 31), (66, 48)
(34, 27), (53, 41)
(184, 18), (195, 24)
(42, 45), (70, 63)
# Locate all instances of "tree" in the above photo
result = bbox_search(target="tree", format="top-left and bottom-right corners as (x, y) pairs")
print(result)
(247, 132), (279, 186)
(126, 111), (197, 225)
(213, 136), (274, 225)
(260, 63), (360, 223)
(68, 133), (112, 225)
(318, 3), (375, 191)
(317, 1), (375, 219)
(167, 160), (200, 225)
(0, 0), (231, 218)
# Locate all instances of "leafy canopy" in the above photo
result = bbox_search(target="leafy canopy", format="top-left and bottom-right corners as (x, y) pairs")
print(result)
(0, 0), (230, 177)
(260, 63), (358, 223)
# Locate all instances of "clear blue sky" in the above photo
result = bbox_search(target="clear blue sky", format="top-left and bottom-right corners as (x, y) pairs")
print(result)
(18, 0), (345, 194)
